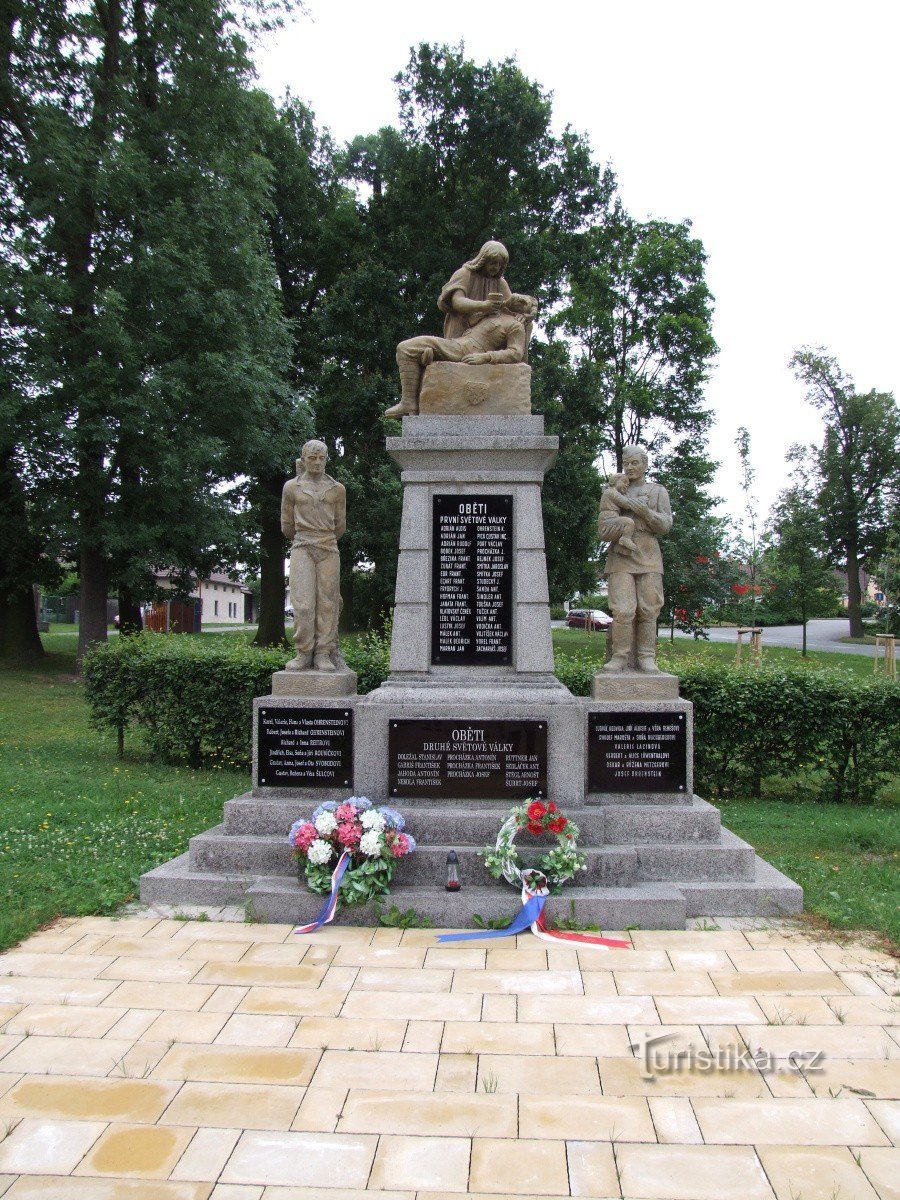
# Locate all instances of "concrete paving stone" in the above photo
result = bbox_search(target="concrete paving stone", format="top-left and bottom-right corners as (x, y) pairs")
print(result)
(368, 1134), (471, 1192)
(866, 1099), (900, 1143)
(90, 937), (191, 960)
(289, 1015), (407, 1052)
(599, 1056), (770, 1098)
(170, 924), (295, 944)
(102, 981), (217, 1011)
(99, 957), (203, 983)
(321, 966), (360, 991)
(236, 945), (306, 966)
(4, 1177), (212, 1198)
(520, 1094), (655, 1141)
(804, 1058), (900, 1100)
(259, 1191), (412, 1200)
(191, 963), (328, 989)
(785, 947), (830, 972)
(74, 1122), (195, 1178)
(571, 973), (620, 996)
(0, 1118), (106, 1175)
(692, 1096), (891, 1145)
(615, 970), (717, 996)
(331, 946), (426, 969)
(0, 1035), (141, 1077)
(170, 1128), (242, 1182)
(200, 986), (250, 1013)
(616, 1143), (775, 1199)
(839, 970), (895, 997)
(654, 996), (767, 1024)
(151, 1044), (320, 1086)
(0, 1004), (126, 1038)
(340, 989), (482, 1022)
(553, 1023), (634, 1057)
(0, 978), (119, 1007)
(451, 969), (585, 995)
(106, 1008), (161, 1039)
(758, 1144), (881, 1199)
(237, 987), (346, 1017)
(647, 1096), (703, 1143)
(856, 1146), (900, 1200)
(738, 1023), (898, 1061)
(666, 949), (735, 971)
(469, 1137), (569, 1195)
(214, 1014), (297, 1047)
(565, 1141), (620, 1197)
(435, 1053), (478, 1092)
(351, 967), (451, 992)
(338, 1089), (516, 1138)
(754, 996), (842, 1025)
(816, 944), (898, 971)
(476, 1052), (600, 1095)
(0, 1076), (179, 1123)
(220, 1130), (376, 1188)
(827, 996), (900, 1025)
(545, 947), (581, 971)
(441, 1020), (554, 1055)
(290, 1086), (346, 1133)
(712, 971), (851, 995)
(179, 941), (251, 963)
(630, 931), (752, 950)
(577, 948), (671, 972)
(627, 1024), (708, 1060)
(209, 1186), (262, 1200)
(310, 1049), (438, 1092)
(520, 995), (659, 1024)
(484, 948), (547, 971)
(725, 950), (801, 973)
(402, 1019), (443, 1052)
(0, 953), (116, 979)
(161, 1082), (306, 1131)
(423, 948), (486, 970)
(480, 994), (517, 1022)
(142, 1010), (230, 1044)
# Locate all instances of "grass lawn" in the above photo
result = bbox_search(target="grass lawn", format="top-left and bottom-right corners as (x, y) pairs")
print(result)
(0, 626), (896, 951)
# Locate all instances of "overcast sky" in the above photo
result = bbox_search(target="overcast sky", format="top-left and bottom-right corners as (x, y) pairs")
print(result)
(254, 0), (899, 527)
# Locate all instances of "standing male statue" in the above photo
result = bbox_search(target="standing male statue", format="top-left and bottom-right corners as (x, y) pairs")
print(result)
(600, 445), (672, 673)
(281, 440), (346, 672)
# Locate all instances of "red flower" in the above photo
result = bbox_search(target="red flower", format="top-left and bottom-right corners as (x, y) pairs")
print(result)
(527, 801), (546, 821)
(549, 817), (567, 834)
(527, 822), (543, 837)
(391, 833), (410, 858)
(336, 822), (361, 848)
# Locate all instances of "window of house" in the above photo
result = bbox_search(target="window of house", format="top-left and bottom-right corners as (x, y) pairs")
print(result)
(214, 600), (219, 616)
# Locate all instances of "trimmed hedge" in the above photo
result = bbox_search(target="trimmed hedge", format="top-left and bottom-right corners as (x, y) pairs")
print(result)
(85, 634), (900, 803)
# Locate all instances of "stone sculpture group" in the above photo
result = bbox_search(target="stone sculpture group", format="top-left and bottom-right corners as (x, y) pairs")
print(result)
(286, 240), (670, 676)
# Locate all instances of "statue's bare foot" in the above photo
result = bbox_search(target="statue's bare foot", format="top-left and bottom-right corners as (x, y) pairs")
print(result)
(286, 654), (312, 671)
(313, 654), (336, 672)
(602, 656), (629, 673)
(383, 399), (417, 419)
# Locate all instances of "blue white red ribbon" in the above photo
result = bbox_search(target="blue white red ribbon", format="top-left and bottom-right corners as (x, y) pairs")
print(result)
(293, 849), (351, 935)
(437, 878), (632, 949)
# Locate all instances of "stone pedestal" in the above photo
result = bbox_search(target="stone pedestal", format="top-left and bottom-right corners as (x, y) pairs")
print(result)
(591, 671), (680, 701)
(271, 668), (357, 697)
(419, 362), (532, 415)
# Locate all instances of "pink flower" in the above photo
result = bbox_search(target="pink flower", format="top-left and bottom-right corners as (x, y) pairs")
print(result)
(390, 833), (410, 858)
(337, 822), (361, 848)
(335, 803), (357, 822)
(293, 822), (317, 849)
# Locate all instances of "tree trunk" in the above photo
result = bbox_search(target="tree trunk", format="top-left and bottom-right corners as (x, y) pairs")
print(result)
(801, 603), (808, 657)
(77, 545), (109, 664)
(845, 542), (864, 638)
(0, 585), (45, 662)
(253, 474), (288, 649)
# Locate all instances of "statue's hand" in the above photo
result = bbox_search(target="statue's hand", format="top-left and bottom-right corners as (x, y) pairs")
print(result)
(481, 295), (504, 314)
(462, 353), (489, 365)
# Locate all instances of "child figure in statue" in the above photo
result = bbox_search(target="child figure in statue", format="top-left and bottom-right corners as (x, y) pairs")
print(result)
(598, 472), (639, 557)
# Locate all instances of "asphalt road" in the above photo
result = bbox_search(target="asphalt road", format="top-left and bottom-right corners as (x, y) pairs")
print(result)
(687, 618), (876, 657)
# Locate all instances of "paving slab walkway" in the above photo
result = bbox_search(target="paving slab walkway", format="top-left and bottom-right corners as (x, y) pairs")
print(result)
(0, 914), (895, 1199)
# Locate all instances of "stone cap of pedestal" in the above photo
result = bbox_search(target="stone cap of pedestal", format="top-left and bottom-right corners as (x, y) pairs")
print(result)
(387, 422), (558, 483)
(591, 671), (680, 701)
(270, 668), (357, 697)
(398, 414), (546, 437)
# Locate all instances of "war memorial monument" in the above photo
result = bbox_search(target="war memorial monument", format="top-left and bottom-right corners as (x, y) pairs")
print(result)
(142, 241), (802, 928)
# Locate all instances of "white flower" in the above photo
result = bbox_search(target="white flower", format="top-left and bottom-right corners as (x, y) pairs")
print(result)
(314, 812), (337, 835)
(307, 839), (333, 865)
(359, 830), (383, 857)
(360, 810), (385, 832)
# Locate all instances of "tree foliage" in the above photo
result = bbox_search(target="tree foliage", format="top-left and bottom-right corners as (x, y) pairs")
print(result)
(790, 347), (900, 638)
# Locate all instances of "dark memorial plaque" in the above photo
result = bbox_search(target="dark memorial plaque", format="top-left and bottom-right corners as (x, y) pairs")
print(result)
(588, 711), (687, 793)
(431, 494), (512, 665)
(389, 719), (547, 800)
(257, 707), (353, 788)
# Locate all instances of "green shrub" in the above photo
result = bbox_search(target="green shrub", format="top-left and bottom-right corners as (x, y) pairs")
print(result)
(554, 652), (595, 696)
(549, 605), (566, 620)
(342, 616), (391, 693)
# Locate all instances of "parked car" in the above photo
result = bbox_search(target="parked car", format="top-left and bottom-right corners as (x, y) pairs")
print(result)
(566, 608), (612, 630)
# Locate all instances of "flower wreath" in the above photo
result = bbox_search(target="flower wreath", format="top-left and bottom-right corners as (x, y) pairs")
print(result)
(481, 799), (586, 893)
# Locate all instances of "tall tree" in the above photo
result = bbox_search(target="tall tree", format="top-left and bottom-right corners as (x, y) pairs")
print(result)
(2, 0), (293, 661)
(762, 484), (840, 654)
(315, 43), (613, 622)
(732, 425), (763, 627)
(552, 200), (717, 470)
(790, 348), (900, 638)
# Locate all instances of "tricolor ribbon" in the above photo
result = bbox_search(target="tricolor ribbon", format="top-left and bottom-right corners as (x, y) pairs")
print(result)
(293, 849), (351, 935)
(437, 876), (631, 949)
